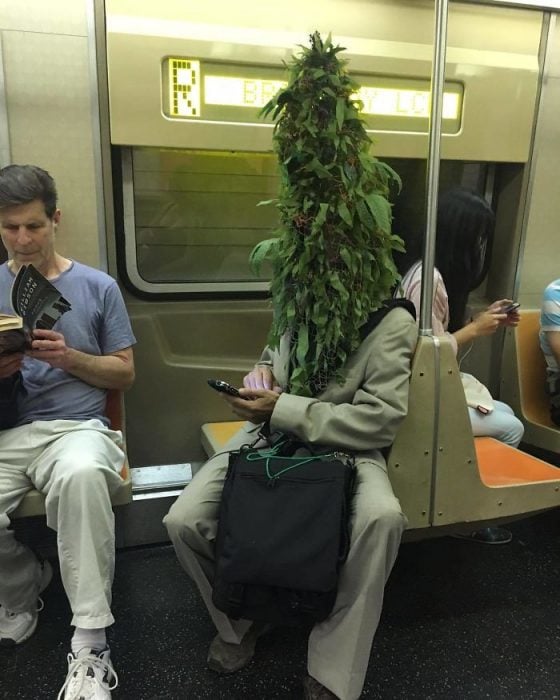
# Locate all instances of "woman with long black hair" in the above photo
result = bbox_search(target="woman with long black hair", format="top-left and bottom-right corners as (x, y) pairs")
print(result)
(399, 187), (524, 543)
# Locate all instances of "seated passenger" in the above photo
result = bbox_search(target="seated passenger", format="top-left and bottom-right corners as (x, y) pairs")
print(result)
(0, 165), (136, 699)
(165, 314), (415, 699)
(166, 33), (416, 698)
(399, 187), (524, 544)
(540, 279), (560, 425)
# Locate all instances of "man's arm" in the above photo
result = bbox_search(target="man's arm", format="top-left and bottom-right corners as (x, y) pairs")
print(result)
(27, 328), (135, 390)
(228, 309), (417, 452)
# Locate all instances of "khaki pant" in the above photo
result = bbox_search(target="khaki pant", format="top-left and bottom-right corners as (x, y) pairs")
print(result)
(164, 424), (406, 700)
(0, 419), (125, 628)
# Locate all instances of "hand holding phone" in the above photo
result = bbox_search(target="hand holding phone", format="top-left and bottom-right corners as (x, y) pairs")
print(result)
(502, 302), (520, 314)
(207, 379), (249, 400)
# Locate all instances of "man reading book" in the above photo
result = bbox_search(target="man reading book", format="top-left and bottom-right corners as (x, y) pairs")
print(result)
(0, 164), (136, 700)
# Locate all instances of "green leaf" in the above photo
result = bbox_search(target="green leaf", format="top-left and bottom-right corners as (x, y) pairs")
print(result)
(328, 272), (349, 300)
(249, 237), (279, 276)
(336, 98), (345, 130)
(315, 202), (330, 228)
(339, 246), (353, 271)
(337, 201), (352, 226)
(356, 200), (374, 229)
(296, 324), (310, 367)
(365, 193), (391, 234)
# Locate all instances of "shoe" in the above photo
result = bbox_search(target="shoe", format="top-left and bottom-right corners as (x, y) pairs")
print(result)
(207, 622), (271, 674)
(452, 526), (513, 545)
(0, 559), (53, 646)
(303, 674), (339, 699)
(57, 647), (118, 700)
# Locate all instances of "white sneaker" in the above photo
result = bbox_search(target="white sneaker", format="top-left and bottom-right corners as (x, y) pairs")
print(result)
(0, 559), (53, 646)
(57, 647), (118, 700)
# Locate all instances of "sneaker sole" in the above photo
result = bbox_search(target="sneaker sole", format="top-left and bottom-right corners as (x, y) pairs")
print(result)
(0, 561), (51, 647)
(0, 614), (38, 647)
(451, 533), (513, 545)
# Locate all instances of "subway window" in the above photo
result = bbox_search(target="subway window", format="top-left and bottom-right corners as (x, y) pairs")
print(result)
(122, 147), (279, 294)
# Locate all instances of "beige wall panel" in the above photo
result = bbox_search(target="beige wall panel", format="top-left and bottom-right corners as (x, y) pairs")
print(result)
(0, 0), (87, 36)
(2, 29), (101, 268)
(519, 72), (560, 308)
(547, 15), (560, 78)
(108, 0), (540, 53)
(106, 1), (540, 161)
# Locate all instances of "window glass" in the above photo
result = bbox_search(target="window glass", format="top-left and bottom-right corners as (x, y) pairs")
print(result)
(131, 147), (279, 284)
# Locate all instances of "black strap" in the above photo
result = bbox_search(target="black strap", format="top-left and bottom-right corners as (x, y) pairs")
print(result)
(359, 298), (416, 341)
(0, 370), (24, 430)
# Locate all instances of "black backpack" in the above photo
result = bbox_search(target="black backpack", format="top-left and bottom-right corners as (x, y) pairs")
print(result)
(212, 436), (356, 626)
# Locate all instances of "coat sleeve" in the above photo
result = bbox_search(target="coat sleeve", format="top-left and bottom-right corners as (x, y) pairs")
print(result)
(269, 309), (417, 452)
(255, 346), (274, 367)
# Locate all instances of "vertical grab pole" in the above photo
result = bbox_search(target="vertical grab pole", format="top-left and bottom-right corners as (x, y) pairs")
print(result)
(419, 0), (449, 335)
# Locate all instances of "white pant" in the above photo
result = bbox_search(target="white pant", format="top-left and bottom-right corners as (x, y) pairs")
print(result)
(468, 400), (524, 448)
(164, 424), (406, 700)
(0, 419), (125, 628)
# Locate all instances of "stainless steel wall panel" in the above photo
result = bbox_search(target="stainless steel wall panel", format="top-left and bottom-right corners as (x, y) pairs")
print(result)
(106, 0), (541, 162)
(0, 33), (10, 168)
(0, 0), (87, 36)
(2, 27), (101, 268)
(518, 16), (560, 308)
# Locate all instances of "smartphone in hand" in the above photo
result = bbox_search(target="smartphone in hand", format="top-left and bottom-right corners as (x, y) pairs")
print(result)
(207, 379), (248, 400)
(502, 302), (520, 314)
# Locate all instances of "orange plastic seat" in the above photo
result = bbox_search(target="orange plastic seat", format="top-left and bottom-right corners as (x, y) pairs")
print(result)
(476, 437), (560, 486)
(515, 312), (554, 427)
(201, 421), (245, 457)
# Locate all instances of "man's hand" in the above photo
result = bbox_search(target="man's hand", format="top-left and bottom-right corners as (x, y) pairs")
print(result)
(243, 366), (282, 393)
(0, 352), (23, 379)
(223, 388), (281, 423)
(26, 328), (69, 369)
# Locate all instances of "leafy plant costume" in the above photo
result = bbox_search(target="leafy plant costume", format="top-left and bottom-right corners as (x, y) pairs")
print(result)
(251, 32), (403, 397)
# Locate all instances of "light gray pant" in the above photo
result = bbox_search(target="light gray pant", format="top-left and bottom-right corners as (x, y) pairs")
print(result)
(0, 419), (125, 628)
(164, 424), (406, 700)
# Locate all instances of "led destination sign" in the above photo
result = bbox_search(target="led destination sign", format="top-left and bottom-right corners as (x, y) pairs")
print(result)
(164, 57), (463, 133)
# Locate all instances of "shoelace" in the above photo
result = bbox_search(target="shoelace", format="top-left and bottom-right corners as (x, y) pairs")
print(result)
(56, 652), (119, 700)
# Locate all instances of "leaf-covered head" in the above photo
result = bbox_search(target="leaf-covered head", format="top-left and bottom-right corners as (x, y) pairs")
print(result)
(255, 31), (403, 396)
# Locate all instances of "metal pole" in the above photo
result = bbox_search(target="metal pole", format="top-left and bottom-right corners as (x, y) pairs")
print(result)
(419, 0), (449, 334)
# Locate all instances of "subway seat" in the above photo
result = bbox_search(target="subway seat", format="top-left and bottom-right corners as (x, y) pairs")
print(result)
(201, 334), (560, 537)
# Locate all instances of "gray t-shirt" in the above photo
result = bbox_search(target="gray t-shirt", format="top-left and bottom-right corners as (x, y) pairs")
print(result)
(0, 261), (136, 426)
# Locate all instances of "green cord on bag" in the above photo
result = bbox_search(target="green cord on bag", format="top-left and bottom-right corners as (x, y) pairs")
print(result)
(245, 442), (335, 481)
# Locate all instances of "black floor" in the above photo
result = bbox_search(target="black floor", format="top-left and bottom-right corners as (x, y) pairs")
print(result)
(2, 510), (560, 700)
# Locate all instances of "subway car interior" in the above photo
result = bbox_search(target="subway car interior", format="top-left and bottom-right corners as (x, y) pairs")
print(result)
(2, 0), (560, 698)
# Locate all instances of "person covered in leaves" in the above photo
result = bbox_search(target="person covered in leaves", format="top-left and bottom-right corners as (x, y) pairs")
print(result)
(164, 33), (416, 700)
